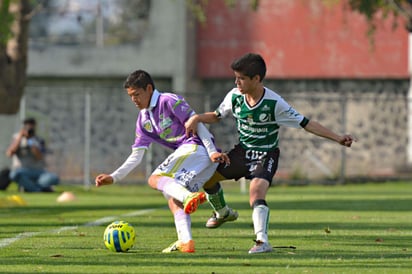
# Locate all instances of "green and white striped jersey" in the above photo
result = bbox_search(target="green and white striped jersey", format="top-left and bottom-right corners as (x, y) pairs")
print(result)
(215, 87), (309, 152)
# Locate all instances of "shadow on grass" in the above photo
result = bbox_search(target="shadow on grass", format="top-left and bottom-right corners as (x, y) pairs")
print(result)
(221, 198), (412, 212)
(1, 245), (411, 271)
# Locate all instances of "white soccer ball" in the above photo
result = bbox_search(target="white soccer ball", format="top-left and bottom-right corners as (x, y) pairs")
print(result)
(103, 221), (136, 252)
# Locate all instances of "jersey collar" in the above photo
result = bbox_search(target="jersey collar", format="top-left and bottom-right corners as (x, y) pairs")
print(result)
(148, 89), (160, 111)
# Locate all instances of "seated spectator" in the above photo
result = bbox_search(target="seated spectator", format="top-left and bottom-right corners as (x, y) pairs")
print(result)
(6, 118), (59, 192)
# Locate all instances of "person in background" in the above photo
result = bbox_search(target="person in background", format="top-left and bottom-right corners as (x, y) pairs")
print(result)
(6, 117), (59, 192)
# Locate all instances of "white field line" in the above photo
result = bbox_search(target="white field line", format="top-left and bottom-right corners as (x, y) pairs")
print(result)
(0, 208), (158, 249)
(0, 232), (41, 248)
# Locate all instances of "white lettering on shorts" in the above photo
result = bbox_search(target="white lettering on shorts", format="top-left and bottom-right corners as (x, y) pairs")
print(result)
(175, 169), (198, 192)
(267, 157), (274, 172)
(245, 150), (267, 173)
(245, 150), (267, 161)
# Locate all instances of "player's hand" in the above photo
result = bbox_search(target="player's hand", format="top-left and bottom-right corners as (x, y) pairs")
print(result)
(95, 174), (114, 187)
(339, 134), (357, 147)
(210, 152), (230, 166)
(185, 115), (199, 137)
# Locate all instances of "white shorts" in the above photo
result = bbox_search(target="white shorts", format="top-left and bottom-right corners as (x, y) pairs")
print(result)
(152, 144), (218, 192)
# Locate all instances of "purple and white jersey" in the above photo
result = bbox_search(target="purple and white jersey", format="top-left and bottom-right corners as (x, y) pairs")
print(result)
(132, 90), (203, 150)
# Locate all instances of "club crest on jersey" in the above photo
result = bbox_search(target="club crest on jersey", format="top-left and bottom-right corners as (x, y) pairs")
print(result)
(262, 104), (270, 111)
(143, 120), (153, 132)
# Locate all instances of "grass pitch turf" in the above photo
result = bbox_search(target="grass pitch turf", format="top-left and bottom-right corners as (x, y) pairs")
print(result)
(0, 181), (411, 273)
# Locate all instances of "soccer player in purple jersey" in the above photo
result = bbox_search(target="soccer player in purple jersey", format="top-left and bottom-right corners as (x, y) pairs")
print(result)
(95, 70), (235, 253)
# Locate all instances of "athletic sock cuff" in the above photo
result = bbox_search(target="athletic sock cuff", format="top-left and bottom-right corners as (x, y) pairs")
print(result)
(252, 199), (268, 208)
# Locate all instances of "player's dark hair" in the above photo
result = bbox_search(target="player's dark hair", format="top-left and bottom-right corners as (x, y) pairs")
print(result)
(231, 53), (266, 82)
(123, 69), (156, 90)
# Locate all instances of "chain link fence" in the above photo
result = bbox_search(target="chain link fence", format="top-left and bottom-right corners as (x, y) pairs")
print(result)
(12, 82), (409, 187)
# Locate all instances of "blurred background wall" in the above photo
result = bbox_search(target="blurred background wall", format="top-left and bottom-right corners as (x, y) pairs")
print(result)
(0, 0), (408, 185)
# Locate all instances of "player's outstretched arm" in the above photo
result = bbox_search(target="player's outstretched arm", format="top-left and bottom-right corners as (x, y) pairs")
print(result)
(95, 174), (114, 187)
(185, 112), (220, 137)
(303, 120), (356, 147)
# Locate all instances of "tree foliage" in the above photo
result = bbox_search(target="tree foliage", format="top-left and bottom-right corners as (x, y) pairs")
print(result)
(344, 0), (412, 33)
(0, 0), (15, 46)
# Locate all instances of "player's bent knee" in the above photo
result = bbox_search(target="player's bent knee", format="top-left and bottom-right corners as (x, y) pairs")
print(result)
(147, 175), (159, 189)
(204, 182), (221, 194)
(203, 172), (225, 189)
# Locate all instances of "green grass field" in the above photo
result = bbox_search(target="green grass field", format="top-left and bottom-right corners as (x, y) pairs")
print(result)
(0, 181), (411, 274)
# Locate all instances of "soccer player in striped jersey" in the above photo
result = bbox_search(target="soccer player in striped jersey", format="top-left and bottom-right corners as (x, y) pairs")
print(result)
(95, 69), (234, 253)
(186, 53), (355, 254)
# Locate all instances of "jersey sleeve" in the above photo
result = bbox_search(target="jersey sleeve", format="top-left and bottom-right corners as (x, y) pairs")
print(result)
(196, 122), (218, 157)
(215, 89), (235, 118)
(274, 97), (308, 128)
(110, 148), (146, 183)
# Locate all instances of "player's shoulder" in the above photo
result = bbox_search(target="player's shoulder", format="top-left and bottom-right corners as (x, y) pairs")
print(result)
(230, 88), (242, 95)
(159, 92), (186, 103)
(227, 88), (243, 100)
(263, 87), (283, 100)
